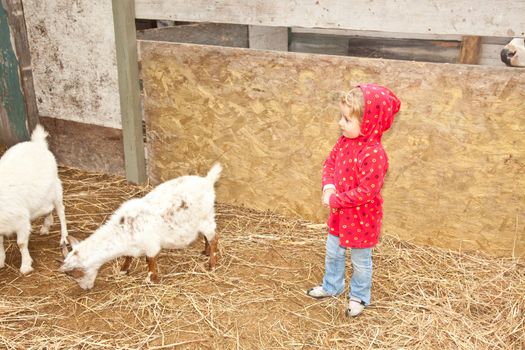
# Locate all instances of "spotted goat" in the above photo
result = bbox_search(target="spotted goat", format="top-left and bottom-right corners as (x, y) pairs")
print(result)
(60, 163), (222, 290)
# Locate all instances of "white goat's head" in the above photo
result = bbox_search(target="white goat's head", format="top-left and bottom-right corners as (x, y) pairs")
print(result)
(60, 236), (98, 290)
(500, 38), (525, 67)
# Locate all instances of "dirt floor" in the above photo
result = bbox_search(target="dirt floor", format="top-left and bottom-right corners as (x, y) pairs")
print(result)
(0, 167), (524, 349)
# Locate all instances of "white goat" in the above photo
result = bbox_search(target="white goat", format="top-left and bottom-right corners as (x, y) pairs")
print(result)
(60, 163), (222, 290)
(500, 38), (525, 67)
(0, 125), (68, 274)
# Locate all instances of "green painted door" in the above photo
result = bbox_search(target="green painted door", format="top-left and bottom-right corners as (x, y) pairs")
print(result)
(0, 1), (30, 146)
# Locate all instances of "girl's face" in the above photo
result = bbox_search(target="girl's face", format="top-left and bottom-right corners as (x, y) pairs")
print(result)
(338, 102), (362, 139)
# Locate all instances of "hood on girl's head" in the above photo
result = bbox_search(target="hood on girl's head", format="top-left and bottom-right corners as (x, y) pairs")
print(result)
(357, 84), (400, 141)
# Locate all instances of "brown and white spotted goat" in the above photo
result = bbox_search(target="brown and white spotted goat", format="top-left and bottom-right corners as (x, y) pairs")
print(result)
(60, 164), (222, 290)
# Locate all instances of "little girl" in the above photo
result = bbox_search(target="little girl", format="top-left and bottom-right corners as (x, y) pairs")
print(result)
(307, 84), (400, 317)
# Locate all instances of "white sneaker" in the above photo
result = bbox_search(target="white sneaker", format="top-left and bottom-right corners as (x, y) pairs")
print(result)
(306, 286), (333, 299)
(346, 297), (366, 317)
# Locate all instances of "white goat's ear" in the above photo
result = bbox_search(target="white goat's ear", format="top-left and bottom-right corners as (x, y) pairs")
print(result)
(61, 244), (70, 258)
(67, 236), (81, 247)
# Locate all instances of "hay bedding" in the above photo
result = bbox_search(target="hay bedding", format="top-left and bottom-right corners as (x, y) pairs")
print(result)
(0, 167), (523, 350)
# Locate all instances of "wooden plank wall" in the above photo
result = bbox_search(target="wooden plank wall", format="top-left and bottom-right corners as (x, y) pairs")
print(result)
(135, 0), (525, 37)
(139, 41), (525, 258)
(290, 28), (513, 67)
(0, 0), (31, 145)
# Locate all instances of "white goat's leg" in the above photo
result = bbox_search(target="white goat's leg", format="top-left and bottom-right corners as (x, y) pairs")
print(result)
(54, 183), (68, 245)
(40, 213), (54, 235)
(0, 236), (5, 268)
(17, 222), (33, 274)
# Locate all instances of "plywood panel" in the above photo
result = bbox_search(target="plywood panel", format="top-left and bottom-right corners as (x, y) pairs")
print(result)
(139, 41), (525, 258)
(135, 0), (525, 37)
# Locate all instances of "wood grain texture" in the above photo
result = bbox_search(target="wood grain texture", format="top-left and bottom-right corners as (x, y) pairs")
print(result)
(137, 23), (248, 48)
(135, 0), (525, 37)
(139, 41), (525, 257)
(0, 0), (30, 145)
(23, 0), (121, 129)
(458, 36), (482, 64)
(4, 0), (39, 133)
(112, 0), (146, 184)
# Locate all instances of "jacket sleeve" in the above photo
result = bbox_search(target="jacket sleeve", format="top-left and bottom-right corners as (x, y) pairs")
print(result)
(329, 148), (387, 209)
(321, 139), (340, 189)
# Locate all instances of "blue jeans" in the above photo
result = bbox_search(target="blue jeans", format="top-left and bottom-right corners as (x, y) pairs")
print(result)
(321, 234), (373, 305)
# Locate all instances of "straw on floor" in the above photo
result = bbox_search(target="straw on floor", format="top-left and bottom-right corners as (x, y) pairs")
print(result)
(0, 167), (523, 349)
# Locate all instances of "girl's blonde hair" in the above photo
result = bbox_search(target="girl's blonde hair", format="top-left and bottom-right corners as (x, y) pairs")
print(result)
(340, 88), (364, 122)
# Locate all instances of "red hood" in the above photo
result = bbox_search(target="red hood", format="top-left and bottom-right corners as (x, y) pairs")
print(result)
(356, 84), (401, 143)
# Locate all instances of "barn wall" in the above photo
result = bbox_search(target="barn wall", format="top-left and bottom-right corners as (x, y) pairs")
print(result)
(22, 0), (120, 129)
(19, 0), (524, 134)
(139, 41), (525, 257)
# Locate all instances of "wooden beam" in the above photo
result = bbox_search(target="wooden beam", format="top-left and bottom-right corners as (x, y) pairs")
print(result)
(135, 0), (525, 37)
(111, 0), (146, 184)
(458, 36), (482, 64)
(248, 26), (288, 51)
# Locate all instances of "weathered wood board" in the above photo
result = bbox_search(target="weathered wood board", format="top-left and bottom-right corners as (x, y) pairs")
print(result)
(139, 41), (525, 257)
(290, 33), (461, 63)
(23, 0), (121, 129)
(135, 0), (525, 37)
(137, 23), (248, 48)
(0, 0), (30, 145)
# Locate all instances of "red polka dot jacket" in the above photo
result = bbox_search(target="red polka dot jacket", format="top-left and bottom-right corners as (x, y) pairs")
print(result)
(322, 84), (400, 248)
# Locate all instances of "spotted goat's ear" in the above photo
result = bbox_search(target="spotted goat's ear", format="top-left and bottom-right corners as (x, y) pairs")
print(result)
(61, 235), (81, 258)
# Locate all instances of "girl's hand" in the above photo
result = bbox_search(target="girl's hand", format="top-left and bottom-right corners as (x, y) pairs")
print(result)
(322, 189), (336, 207)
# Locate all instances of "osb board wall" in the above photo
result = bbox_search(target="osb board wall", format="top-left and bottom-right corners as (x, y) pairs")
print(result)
(139, 41), (524, 258)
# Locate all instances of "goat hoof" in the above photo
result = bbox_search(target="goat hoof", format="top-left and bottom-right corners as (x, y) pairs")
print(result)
(20, 265), (34, 275)
(145, 272), (159, 284)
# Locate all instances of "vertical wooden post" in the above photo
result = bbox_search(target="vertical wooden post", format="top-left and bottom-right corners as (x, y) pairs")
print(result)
(0, 0), (38, 146)
(111, 0), (146, 184)
(458, 36), (481, 64)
